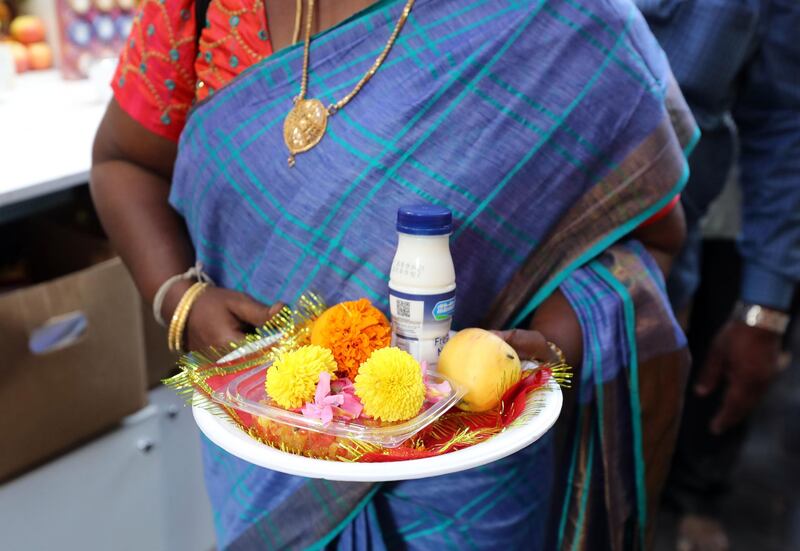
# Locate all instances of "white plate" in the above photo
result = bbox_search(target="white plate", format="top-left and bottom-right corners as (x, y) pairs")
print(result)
(193, 378), (562, 482)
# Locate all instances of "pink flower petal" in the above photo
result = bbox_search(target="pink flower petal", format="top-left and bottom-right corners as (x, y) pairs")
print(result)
(315, 371), (332, 403)
(340, 393), (364, 417)
(301, 402), (320, 418)
(425, 380), (452, 403)
(322, 394), (344, 407)
(320, 405), (333, 425)
(301, 373), (367, 425)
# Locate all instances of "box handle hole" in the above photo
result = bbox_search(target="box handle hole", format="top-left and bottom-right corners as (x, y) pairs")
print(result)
(29, 311), (88, 355)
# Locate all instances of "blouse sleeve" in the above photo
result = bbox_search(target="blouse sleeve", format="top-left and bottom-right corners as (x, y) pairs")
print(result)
(639, 193), (681, 228)
(112, 0), (198, 142)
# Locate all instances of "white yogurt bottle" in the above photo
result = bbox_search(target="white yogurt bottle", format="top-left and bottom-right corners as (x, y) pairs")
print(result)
(389, 205), (456, 366)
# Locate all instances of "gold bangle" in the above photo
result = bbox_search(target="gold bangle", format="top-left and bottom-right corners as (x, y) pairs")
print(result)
(546, 341), (573, 388)
(167, 287), (191, 351)
(171, 283), (208, 352)
(546, 341), (566, 365)
(169, 283), (207, 352)
(167, 282), (209, 353)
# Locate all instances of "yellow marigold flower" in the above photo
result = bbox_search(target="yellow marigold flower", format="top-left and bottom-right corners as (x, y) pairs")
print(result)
(354, 348), (425, 422)
(266, 345), (337, 409)
(310, 298), (391, 380)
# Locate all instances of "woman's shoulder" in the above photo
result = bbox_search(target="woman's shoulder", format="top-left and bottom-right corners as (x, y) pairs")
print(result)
(112, 0), (199, 141)
(195, 0), (273, 100)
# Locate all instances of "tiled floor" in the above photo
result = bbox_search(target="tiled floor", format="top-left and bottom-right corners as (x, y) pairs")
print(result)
(655, 322), (800, 551)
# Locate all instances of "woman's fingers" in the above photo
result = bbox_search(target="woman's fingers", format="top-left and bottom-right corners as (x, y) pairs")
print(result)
(227, 292), (278, 327)
(494, 329), (556, 363)
(182, 288), (282, 350)
(268, 301), (288, 318)
(185, 293), (245, 350)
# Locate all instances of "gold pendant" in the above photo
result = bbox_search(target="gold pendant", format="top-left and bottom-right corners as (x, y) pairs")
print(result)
(283, 98), (328, 167)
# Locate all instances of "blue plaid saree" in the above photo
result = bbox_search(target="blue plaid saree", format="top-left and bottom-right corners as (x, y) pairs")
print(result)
(171, 0), (698, 548)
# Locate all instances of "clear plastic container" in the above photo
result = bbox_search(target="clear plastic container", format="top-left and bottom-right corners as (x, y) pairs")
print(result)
(211, 363), (465, 448)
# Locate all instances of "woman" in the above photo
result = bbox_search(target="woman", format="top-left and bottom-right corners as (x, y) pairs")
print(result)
(91, 0), (697, 548)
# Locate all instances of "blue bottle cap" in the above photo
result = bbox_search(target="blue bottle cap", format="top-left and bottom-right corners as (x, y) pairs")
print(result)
(396, 205), (453, 235)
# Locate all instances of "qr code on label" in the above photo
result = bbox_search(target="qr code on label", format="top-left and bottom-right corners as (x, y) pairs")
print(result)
(396, 299), (412, 318)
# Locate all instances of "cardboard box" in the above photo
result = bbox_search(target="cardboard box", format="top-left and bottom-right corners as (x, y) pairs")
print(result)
(0, 258), (147, 482)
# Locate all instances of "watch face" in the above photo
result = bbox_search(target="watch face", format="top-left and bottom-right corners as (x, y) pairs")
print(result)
(739, 303), (790, 334)
(745, 307), (763, 327)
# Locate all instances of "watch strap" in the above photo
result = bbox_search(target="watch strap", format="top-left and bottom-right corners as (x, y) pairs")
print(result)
(733, 302), (790, 335)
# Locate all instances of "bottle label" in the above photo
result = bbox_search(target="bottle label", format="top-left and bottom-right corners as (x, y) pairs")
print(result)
(389, 288), (455, 363)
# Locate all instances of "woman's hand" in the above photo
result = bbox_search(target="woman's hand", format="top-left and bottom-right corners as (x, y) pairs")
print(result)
(494, 329), (560, 364)
(164, 282), (284, 350)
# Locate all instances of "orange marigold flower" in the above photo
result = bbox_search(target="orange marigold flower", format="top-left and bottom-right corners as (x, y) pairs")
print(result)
(310, 298), (391, 379)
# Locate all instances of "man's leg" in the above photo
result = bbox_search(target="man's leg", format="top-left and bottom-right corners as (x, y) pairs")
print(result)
(665, 239), (752, 550)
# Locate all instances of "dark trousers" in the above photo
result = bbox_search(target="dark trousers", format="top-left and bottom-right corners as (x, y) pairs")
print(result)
(663, 239), (750, 516)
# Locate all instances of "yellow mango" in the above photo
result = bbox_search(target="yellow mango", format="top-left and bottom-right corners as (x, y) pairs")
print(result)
(437, 328), (521, 412)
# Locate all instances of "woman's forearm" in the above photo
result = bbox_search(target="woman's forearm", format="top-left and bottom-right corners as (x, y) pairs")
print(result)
(90, 100), (195, 320)
(531, 289), (583, 368)
(91, 160), (194, 308)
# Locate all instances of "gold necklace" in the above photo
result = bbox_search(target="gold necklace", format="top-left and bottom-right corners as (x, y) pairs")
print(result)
(283, 0), (416, 167)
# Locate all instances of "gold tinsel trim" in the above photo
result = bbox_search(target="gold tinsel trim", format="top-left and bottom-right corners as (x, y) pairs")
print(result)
(337, 440), (384, 462)
(549, 362), (573, 389)
(162, 292), (328, 409)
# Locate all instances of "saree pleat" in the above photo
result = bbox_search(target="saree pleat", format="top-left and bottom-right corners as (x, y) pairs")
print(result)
(170, 0), (697, 548)
(203, 438), (378, 550)
(554, 242), (689, 551)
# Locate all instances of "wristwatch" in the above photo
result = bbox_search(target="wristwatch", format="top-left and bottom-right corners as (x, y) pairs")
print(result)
(733, 302), (790, 335)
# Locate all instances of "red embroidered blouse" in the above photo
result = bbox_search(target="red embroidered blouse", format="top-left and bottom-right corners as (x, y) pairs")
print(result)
(112, 0), (273, 142)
